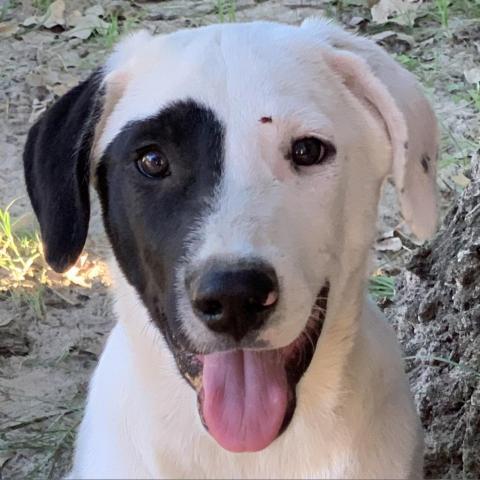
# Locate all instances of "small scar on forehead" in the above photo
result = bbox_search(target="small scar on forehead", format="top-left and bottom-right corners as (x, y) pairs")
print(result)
(259, 116), (273, 124)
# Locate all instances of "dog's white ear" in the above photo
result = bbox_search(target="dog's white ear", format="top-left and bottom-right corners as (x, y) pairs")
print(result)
(91, 30), (156, 163)
(92, 30), (157, 161)
(302, 19), (439, 240)
(104, 29), (154, 74)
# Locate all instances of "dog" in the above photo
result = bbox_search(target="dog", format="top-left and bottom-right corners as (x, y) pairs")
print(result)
(23, 18), (438, 479)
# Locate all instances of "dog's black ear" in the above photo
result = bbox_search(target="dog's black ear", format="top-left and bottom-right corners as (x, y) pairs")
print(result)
(23, 71), (103, 273)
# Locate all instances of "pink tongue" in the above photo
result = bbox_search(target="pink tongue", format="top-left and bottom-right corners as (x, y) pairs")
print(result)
(202, 350), (288, 452)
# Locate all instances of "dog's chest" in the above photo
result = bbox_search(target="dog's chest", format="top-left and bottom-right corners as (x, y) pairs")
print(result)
(95, 326), (354, 479)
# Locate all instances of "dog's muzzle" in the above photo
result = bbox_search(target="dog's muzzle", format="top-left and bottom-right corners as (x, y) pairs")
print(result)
(171, 260), (329, 453)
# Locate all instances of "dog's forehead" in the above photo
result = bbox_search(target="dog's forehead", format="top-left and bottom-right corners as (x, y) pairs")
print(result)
(99, 22), (338, 153)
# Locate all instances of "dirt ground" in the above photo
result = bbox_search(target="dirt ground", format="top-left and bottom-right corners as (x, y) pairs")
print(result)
(0, 0), (478, 478)
(386, 155), (480, 479)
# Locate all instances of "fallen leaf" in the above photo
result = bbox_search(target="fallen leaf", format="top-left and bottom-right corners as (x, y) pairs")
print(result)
(371, 0), (422, 26)
(26, 71), (56, 88)
(0, 453), (13, 469)
(85, 5), (105, 17)
(394, 224), (424, 247)
(21, 0), (65, 30)
(66, 9), (109, 40)
(371, 30), (415, 48)
(22, 16), (38, 27)
(372, 30), (415, 49)
(464, 67), (480, 85)
(0, 316), (13, 327)
(0, 21), (19, 37)
(42, 0), (66, 29)
(451, 173), (471, 189)
(341, 0), (367, 5)
(50, 84), (69, 96)
(348, 16), (368, 27)
(66, 10), (83, 28)
(19, 30), (53, 43)
(56, 50), (82, 68)
(29, 97), (52, 123)
(375, 236), (403, 252)
(64, 266), (91, 288)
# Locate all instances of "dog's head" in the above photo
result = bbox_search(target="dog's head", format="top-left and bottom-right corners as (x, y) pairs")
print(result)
(24, 20), (438, 453)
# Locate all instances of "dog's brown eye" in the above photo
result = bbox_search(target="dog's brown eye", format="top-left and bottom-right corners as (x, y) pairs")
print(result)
(136, 149), (170, 178)
(291, 138), (329, 167)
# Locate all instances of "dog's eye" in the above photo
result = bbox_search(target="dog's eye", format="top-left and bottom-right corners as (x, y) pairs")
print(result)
(291, 137), (331, 167)
(136, 148), (170, 178)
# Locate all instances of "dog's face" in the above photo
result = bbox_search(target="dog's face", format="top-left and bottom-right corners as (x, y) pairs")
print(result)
(98, 27), (349, 353)
(24, 21), (437, 453)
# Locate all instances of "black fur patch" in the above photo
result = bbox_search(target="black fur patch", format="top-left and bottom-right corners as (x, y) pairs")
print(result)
(23, 71), (103, 273)
(96, 99), (225, 351)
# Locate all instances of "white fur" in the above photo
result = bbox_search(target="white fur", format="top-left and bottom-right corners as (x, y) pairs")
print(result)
(72, 263), (422, 479)
(71, 19), (436, 478)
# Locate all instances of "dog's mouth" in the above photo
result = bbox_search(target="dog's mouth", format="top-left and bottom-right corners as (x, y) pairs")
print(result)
(171, 285), (329, 453)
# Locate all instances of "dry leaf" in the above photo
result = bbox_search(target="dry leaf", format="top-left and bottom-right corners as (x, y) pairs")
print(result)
(42, 0), (66, 29)
(371, 0), (422, 26)
(375, 236), (403, 252)
(464, 67), (480, 85)
(0, 316), (13, 327)
(21, 0), (65, 30)
(66, 10), (83, 28)
(0, 453), (14, 470)
(22, 16), (38, 27)
(56, 50), (82, 68)
(29, 97), (51, 123)
(452, 173), (471, 189)
(50, 84), (69, 96)
(65, 267), (91, 288)
(348, 16), (368, 27)
(85, 5), (105, 17)
(66, 9), (109, 40)
(394, 224), (424, 247)
(371, 30), (414, 49)
(0, 21), (19, 38)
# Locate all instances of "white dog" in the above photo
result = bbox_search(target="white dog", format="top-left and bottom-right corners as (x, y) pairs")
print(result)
(23, 18), (438, 479)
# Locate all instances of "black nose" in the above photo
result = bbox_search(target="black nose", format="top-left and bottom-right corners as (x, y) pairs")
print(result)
(187, 260), (279, 341)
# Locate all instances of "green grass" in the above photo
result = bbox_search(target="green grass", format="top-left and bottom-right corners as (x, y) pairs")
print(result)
(435, 0), (450, 28)
(95, 13), (138, 50)
(451, 0), (480, 17)
(0, 201), (43, 285)
(369, 275), (395, 301)
(425, 0), (480, 27)
(0, 0), (14, 21)
(0, 202), (47, 318)
(32, 0), (53, 14)
(9, 285), (46, 319)
(99, 13), (120, 50)
(404, 355), (480, 378)
(216, 0), (236, 23)
(0, 402), (83, 479)
(394, 53), (421, 73)
(467, 83), (480, 112)
(438, 120), (479, 171)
